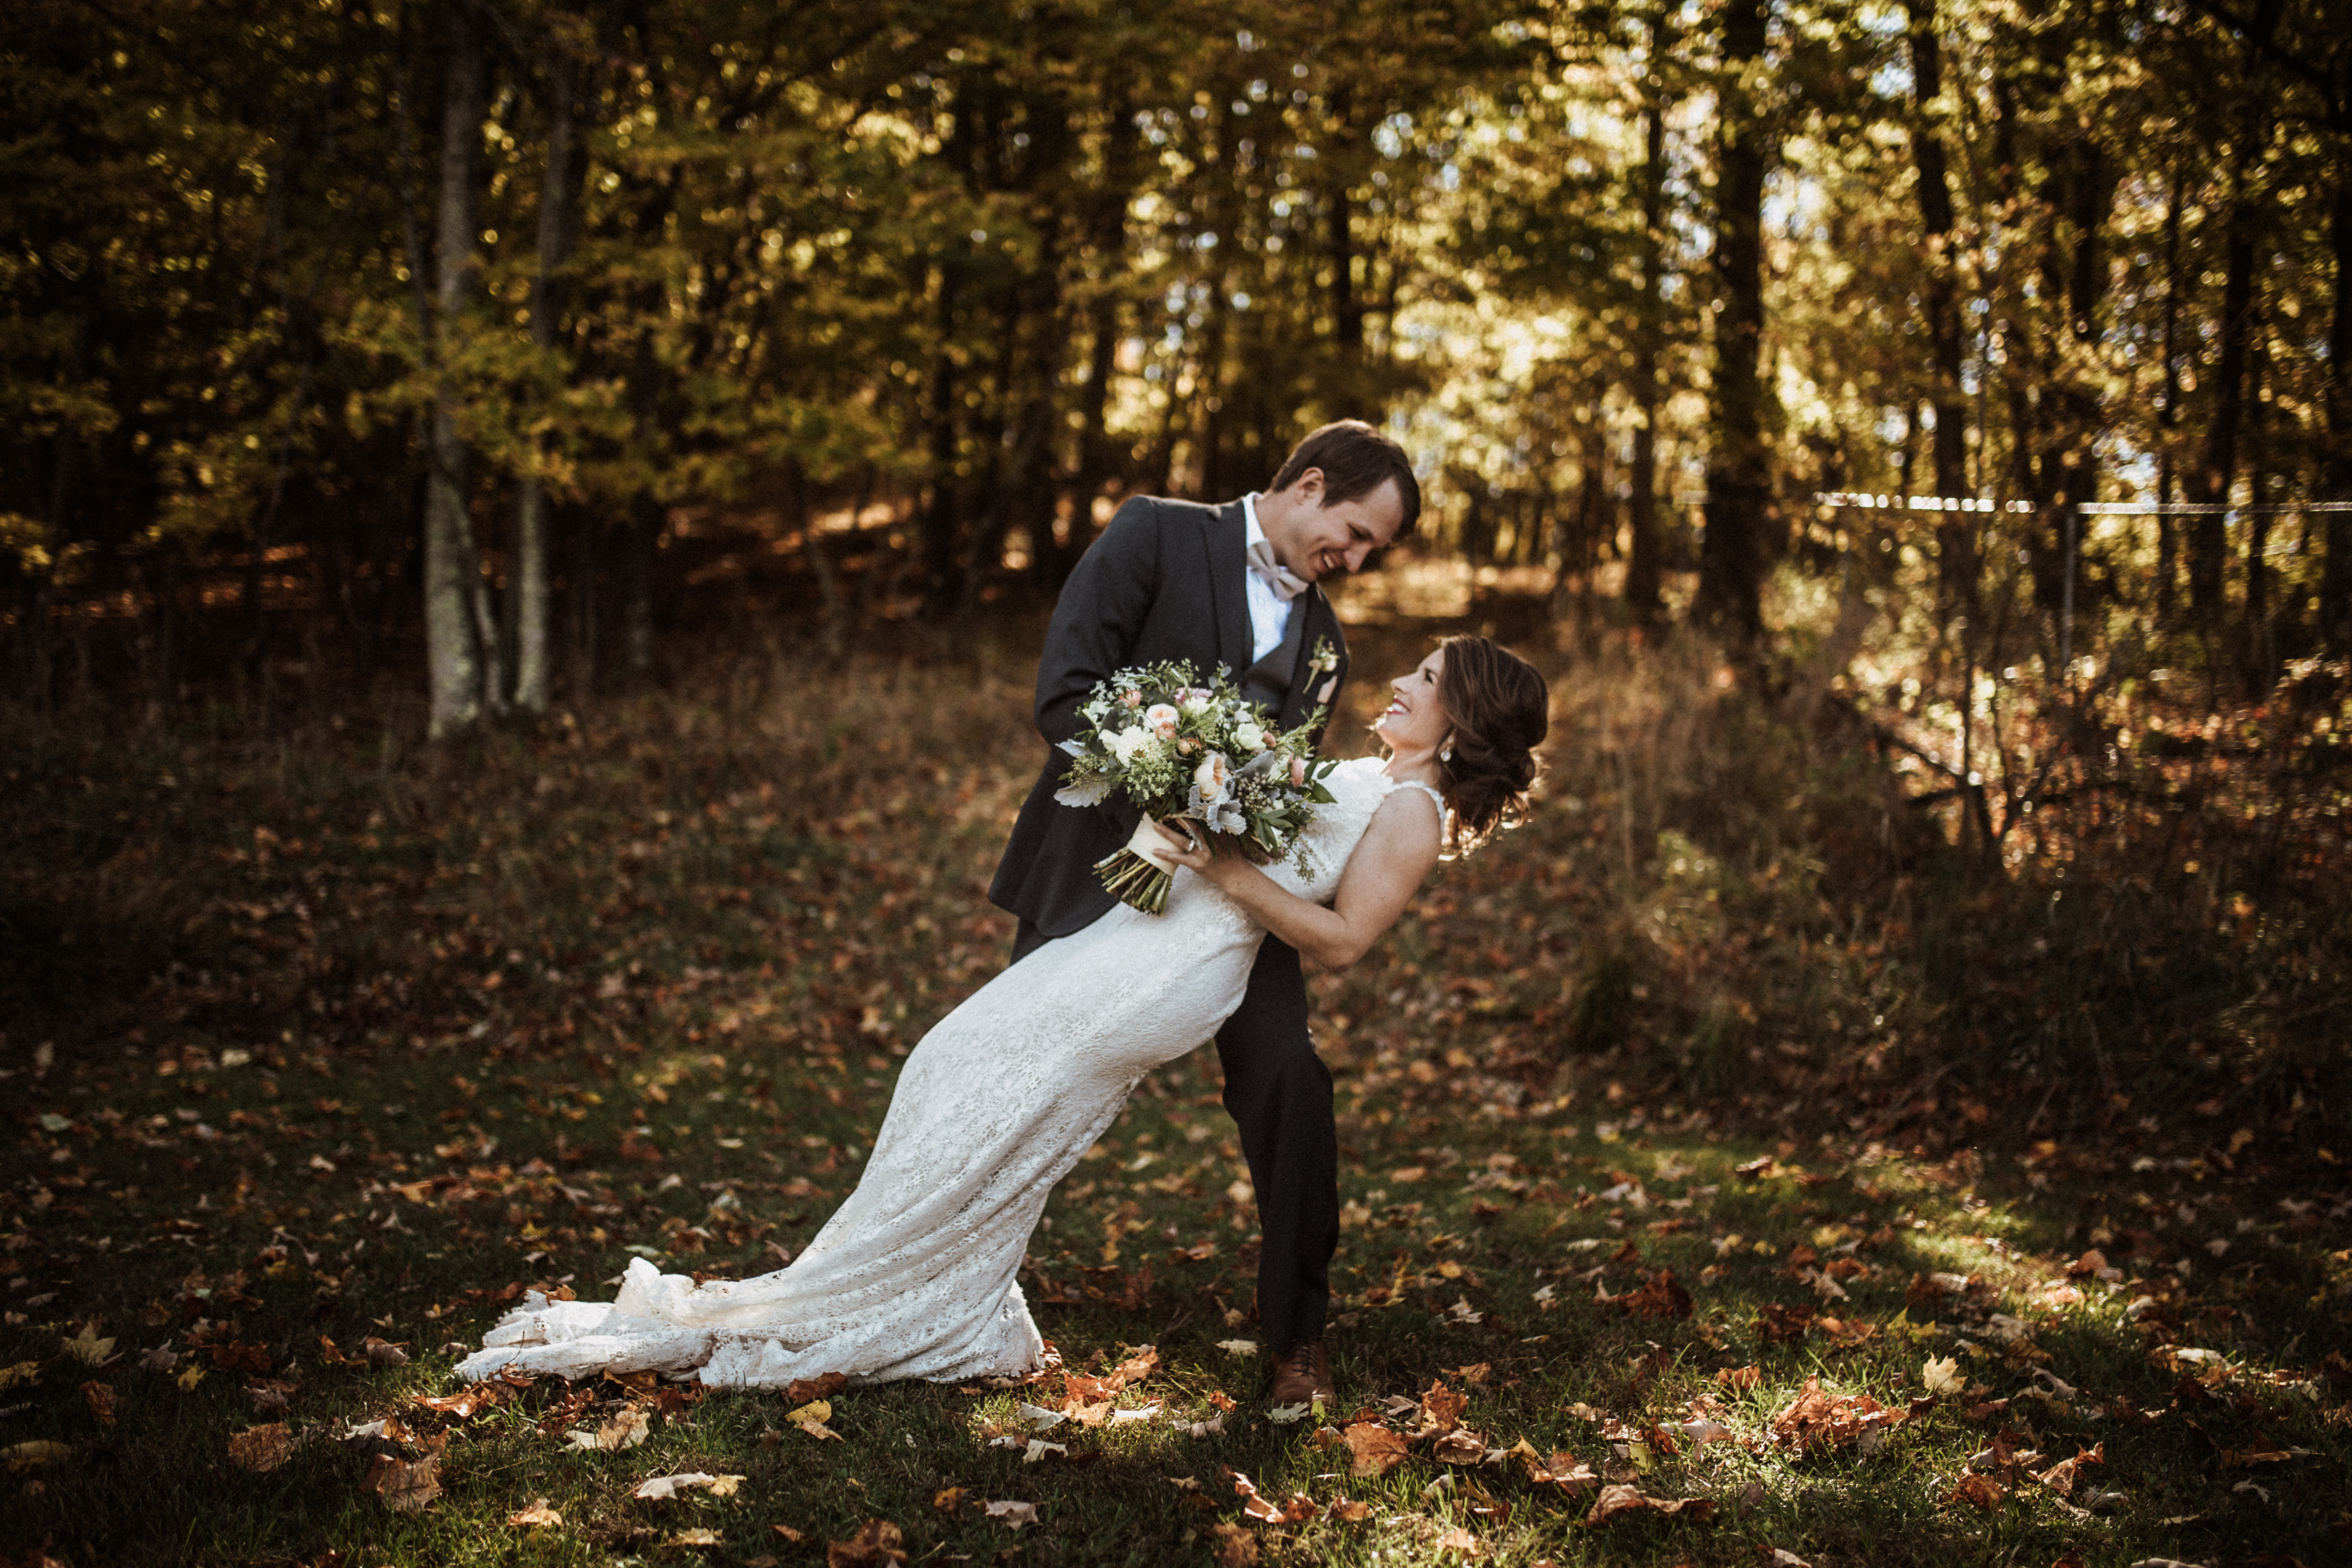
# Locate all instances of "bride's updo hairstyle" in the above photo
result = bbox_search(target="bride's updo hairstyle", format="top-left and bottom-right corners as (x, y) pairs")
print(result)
(1430, 635), (1548, 856)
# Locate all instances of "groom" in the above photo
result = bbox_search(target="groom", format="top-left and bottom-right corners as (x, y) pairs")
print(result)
(990, 419), (1419, 1406)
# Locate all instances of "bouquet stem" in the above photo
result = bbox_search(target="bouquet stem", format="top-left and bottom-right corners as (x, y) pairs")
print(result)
(1094, 815), (1195, 915)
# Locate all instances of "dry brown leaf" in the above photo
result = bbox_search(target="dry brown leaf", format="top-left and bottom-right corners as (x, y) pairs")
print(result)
(672, 1528), (722, 1547)
(932, 1486), (966, 1514)
(773, 1524), (807, 1543)
(635, 1471), (746, 1500)
(1585, 1483), (1717, 1527)
(1430, 1428), (1488, 1464)
(982, 1499), (1037, 1530)
(1436, 1525), (1483, 1555)
(2033, 1442), (2105, 1497)
(1420, 1379), (1468, 1435)
(1619, 1269), (1694, 1320)
(81, 1381), (118, 1428)
(568, 1405), (651, 1450)
(1224, 1466), (1283, 1523)
(508, 1498), (563, 1527)
(364, 1452), (442, 1513)
(226, 1422), (292, 1474)
(1766, 1376), (1908, 1453)
(1342, 1422), (1410, 1477)
(362, 1337), (408, 1367)
(1211, 1522), (1259, 1567)
(1945, 1473), (2006, 1511)
(1328, 1497), (1373, 1521)
(826, 1519), (906, 1567)
(785, 1371), (848, 1404)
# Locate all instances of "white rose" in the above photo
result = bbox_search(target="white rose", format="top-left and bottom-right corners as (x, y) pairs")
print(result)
(1144, 702), (1181, 740)
(1105, 726), (1154, 764)
(1232, 719), (1267, 752)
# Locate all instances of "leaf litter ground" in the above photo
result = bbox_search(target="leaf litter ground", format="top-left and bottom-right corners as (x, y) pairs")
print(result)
(2, 634), (2347, 1566)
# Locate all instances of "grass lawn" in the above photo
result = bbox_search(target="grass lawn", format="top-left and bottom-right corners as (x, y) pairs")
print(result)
(3, 626), (2347, 1566)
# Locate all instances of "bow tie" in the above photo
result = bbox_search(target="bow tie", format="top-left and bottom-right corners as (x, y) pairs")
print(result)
(1246, 539), (1308, 602)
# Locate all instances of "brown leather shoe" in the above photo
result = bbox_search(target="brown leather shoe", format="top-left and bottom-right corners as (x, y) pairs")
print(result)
(1268, 1338), (1334, 1407)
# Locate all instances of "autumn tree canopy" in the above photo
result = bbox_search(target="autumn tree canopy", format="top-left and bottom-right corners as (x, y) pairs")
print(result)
(3, 0), (2346, 731)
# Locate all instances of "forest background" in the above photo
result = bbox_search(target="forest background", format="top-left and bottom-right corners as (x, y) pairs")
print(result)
(3, 1), (2351, 1564)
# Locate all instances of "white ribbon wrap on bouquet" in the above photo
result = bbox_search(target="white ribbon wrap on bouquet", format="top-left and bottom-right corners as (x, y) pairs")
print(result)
(1124, 815), (1193, 874)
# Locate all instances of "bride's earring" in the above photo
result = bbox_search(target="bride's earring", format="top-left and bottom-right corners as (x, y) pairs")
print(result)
(1440, 738), (1454, 763)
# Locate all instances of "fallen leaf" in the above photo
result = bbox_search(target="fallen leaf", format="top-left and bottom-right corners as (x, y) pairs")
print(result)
(1921, 1355), (1965, 1396)
(785, 1399), (842, 1441)
(1342, 1423), (1410, 1477)
(1945, 1472), (2005, 1510)
(364, 1452), (442, 1513)
(58, 1324), (115, 1366)
(1109, 1403), (1161, 1424)
(362, 1336), (408, 1367)
(1431, 1428), (1488, 1464)
(1618, 1269), (1694, 1320)
(1766, 1376), (1908, 1454)
(1420, 1379), (1468, 1435)
(672, 1528), (722, 1547)
(826, 1519), (906, 1567)
(1329, 1496), (1374, 1520)
(0, 1362), (41, 1391)
(82, 1381), (118, 1428)
(1761, 1549), (1813, 1567)
(226, 1423), (292, 1474)
(1216, 1339), (1259, 1356)
(1225, 1467), (1283, 1523)
(786, 1371), (848, 1404)
(983, 1499), (1037, 1530)
(774, 1525), (807, 1543)
(3, 1440), (75, 1466)
(1016, 1401), (1067, 1430)
(1023, 1438), (1069, 1463)
(2033, 1443), (2105, 1497)
(508, 1498), (563, 1527)
(1267, 1401), (1313, 1425)
(568, 1406), (651, 1450)
(1586, 1482), (1716, 1526)
(1211, 1522), (1258, 1566)
(635, 1471), (746, 1500)
(933, 1487), (966, 1513)
(1678, 1417), (1732, 1449)
(1436, 1525), (1482, 1555)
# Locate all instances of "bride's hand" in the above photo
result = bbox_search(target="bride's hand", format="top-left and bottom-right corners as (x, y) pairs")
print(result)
(1155, 822), (1242, 885)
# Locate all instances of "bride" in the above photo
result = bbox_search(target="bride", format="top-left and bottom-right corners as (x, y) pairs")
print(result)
(457, 636), (1549, 1390)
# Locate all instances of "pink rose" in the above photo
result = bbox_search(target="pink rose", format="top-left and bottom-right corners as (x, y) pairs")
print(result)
(1288, 755), (1309, 788)
(1120, 689), (1142, 707)
(1144, 703), (1180, 740)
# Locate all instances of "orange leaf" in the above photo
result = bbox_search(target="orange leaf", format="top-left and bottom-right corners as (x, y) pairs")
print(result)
(1343, 1423), (1410, 1477)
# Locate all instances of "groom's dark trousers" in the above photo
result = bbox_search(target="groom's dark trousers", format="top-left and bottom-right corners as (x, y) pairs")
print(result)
(993, 494), (1350, 1357)
(1011, 920), (1340, 1354)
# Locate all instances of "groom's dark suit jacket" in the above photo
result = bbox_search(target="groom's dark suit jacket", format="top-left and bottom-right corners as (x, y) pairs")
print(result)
(990, 495), (1351, 938)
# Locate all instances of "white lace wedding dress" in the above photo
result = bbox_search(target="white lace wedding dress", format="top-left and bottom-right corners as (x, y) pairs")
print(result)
(456, 758), (1428, 1389)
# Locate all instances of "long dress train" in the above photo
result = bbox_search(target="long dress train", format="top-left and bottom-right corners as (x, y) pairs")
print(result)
(455, 757), (1413, 1388)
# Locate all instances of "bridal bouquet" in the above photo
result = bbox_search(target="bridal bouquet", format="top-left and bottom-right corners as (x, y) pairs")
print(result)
(1054, 660), (1338, 914)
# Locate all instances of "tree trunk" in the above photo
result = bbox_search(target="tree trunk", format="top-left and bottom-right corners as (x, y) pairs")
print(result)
(1906, 0), (1974, 602)
(422, 5), (488, 739)
(2187, 195), (2259, 621)
(2155, 152), (2189, 622)
(1696, 0), (1772, 641)
(2322, 173), (2352, 653)
(511, 43), (584, 714)
(623, 492), (659, 682)
(1624, 15), (1672, 622)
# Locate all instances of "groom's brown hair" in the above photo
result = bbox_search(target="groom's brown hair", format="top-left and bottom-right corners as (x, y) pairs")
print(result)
(1269, 420), (1422, 537)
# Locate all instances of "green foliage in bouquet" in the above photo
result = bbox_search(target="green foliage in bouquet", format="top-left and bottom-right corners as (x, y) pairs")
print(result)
(1055, 661), (1338, 913)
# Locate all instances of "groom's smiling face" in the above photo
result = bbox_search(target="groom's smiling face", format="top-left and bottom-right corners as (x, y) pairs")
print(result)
(1261, 469), (1408, 583)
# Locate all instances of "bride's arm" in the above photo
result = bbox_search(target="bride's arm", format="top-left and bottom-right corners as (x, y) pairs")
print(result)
(1158, 791), (1443, 972)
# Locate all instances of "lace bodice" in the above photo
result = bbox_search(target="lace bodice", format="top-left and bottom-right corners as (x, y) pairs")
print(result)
(457, 756), (1419, 1389)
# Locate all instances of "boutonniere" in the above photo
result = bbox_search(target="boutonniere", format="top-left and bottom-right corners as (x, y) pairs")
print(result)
(1307, 638), (1339, 679)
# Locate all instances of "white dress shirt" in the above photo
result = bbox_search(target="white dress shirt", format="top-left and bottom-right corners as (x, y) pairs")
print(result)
(1239, 493), (1295, 664)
